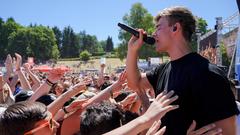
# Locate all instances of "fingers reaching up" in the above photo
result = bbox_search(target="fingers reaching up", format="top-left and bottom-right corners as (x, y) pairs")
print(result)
(187, 120), (222, 135)
(142, 90), (179, 128)
(146, 120), (166, 135)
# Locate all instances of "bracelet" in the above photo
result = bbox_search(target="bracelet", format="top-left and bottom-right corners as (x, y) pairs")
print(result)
(46, 79), (55, 86)
(62, 106), (69, 114)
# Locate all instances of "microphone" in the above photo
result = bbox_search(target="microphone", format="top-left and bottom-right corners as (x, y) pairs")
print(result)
(118, 23), (155, 45)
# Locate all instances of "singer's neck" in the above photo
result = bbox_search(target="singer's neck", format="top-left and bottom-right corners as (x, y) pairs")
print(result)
(168, 41), (192, 61)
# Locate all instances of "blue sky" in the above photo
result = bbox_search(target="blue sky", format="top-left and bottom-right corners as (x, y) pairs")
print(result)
(0, 0), (238, 47)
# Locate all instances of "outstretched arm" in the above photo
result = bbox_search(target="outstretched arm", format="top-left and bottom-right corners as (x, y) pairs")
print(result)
(28, 68), (64, 101)
(3, 54), (18, 93)
(104, 90), (179, 135)
(60, 71), (127, 135)
(3, 54), (13, 84)
(85, 70), (127, 106)
(48, 81), (87, 116)
(97, 63), (105, 87)
(23, 63), (41, 91)
(15, 53), (31, 90)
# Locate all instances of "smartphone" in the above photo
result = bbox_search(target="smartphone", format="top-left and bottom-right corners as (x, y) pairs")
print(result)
(100, 57), (106, 65)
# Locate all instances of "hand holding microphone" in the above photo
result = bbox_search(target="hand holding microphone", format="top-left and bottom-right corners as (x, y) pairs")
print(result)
(118, 23), (155, 45)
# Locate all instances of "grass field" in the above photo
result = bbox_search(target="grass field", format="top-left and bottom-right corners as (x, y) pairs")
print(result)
(56, 56), (170, 73)
(57, 58), (126, 73)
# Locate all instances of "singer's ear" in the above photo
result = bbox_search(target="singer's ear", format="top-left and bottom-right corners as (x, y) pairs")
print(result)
(172, 23), (180, 32)
(172, 26), (177, 32)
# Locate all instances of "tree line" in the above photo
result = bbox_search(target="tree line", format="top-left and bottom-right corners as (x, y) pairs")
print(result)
(0, 18), (114, 62)
(0, 2), (208, 62)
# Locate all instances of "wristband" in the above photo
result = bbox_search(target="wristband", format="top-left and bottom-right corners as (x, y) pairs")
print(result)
(62, 106), (69, 114)
(46, 79), (55, 86)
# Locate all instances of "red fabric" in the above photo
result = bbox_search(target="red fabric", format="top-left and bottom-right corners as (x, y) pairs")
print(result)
(32, 65), (52, 72)
(32, 65), (71, 72)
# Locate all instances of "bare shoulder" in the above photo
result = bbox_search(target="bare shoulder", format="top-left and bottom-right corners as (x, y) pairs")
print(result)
(214, 115), (237, 135)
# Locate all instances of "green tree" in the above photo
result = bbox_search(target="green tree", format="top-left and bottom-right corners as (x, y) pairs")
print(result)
(197, 17), (209, 34)
(79, 31), (98, 54)
(7, 25), (59, 60)
(116, 42), (127, 61)
(0, 18), (22, 60)
(52, 26), (62, 52)
(99, 40), (107, 51)
(95, 42), (104, 53)
(106, 36), (114, 52)
(7, 28), (29, 58)
(117, 3), (157, 60)
(191, 17), (209, 52)
(80, 50), (91, 61)
(220, 42), (230, 66)
(61, 26), (80, 58)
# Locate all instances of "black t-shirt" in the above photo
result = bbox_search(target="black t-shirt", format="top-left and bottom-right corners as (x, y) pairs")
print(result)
(146, 52), (239, 135)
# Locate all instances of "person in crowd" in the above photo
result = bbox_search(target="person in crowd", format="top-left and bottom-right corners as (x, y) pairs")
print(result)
(80, 91), (222, 135)
(0, 101), (59, 135)
(126, 6), (239, 134)
(51, 83), (65, 97)
(0, 53), (227, 135)
(80, 101), (139, 135)
(0, 71), (14, 105)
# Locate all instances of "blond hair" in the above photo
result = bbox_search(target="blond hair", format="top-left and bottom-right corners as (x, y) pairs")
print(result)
(155, 6), (196, 42)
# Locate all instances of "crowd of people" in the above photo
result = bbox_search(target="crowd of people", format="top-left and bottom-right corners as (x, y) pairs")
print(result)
(0, 52), (213, 135)
(0, 6), (239, 135)
(0, 52), (225, 135)
(0, 53), (204, 135)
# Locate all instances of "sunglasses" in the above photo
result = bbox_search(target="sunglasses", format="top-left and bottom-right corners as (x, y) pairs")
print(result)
(24, 112), (54, 135)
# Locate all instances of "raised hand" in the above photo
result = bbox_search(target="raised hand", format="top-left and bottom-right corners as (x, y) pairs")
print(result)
(141, 90), (179, 128)
(23, 63), (31, 71)
(15, 53), (22, 71)
(5, 54), (13, 74)
(117, 70), (127, 85)
(112, 70), (127, 93)
(146, 120), (166, 135)
(119, 92), (138, 107)
(75, 81), (88, 89)
(187, 120), (222, 135)
(65, 99), (89, 113)
(103, 90), (179, 135)
(47, 68), (65, 83)
(128, 29), (146, 52)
